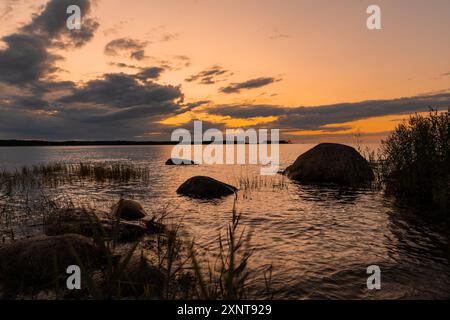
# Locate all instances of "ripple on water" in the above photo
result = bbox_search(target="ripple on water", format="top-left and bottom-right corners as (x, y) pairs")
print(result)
(1, 144), (449, 299)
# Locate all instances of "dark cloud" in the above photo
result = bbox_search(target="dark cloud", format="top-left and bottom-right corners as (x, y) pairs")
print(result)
(0, 0), (192, 140)
(58, 73), (182, 109)
(185, 66), (232, 84)
(220, 77), (280, 94)
(208, 104), (288, 118)
(130, 50), (146, 61)
(21, 0), (98, 48)
(0, 0), (98, 86)
(0, 106), (179, 140)
(109, 64), (165, 80)
(77, 103), (181, 123)
(0, 94), (50, 110)
(208, 92), (450, 131)
(184, 100), (211, 109)
(0, 70), (190, 139)
(441, 72), (450, 77)
(136, 67), (165, 81)
(0, 34), (62, 85)
(109, 62), (140, 69)
(104, 38), (149, 60)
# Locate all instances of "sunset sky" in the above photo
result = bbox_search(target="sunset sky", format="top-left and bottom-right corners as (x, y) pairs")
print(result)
(0, 0), (449, 142)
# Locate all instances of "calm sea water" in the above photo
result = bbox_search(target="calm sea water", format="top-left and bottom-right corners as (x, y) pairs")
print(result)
(1, 144), (449, 299)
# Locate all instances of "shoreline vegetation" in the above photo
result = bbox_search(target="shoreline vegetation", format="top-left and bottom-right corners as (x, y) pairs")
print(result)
(0, 140), (292, 147)
(0, 163), (281, 299)
(0, 196), (272, 299)
(0, 110), (448, 300)
(380, 111), (449, 212)
(353, 110), (449, 214)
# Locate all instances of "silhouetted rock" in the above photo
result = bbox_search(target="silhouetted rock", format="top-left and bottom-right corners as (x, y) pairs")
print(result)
(165, 158), (196, 165)
(0, 234), (102, 294)
(113, 220), (148, 242)
(177, 176), (237, 199)
(112, 199), (146, 220)
(44, 208), (107, 236)
(284, 143), (374, 186)
(44, 208), (149, 242)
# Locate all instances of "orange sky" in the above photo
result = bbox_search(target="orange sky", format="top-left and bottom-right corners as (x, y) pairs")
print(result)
(1, 0), (449, 141)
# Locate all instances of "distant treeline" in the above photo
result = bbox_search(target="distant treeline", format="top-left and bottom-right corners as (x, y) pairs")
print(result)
(0, 140), (292, 147)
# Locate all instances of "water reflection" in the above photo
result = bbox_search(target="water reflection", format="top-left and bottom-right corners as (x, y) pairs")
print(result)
(1, 144), (449, 299)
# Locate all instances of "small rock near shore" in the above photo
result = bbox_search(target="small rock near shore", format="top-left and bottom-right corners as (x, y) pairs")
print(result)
(177, 176), (237, 199)
(112, 199), (147, 220)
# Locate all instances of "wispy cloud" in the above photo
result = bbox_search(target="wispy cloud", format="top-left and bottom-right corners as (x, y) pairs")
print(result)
(185, 65), (232, 84)
(104, 38), (149, 61)
(220, 77), (280, 94)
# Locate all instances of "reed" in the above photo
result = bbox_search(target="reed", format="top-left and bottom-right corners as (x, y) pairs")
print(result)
(68, 197), (272, 300)
(0, 162), (151, 192)
(189, 196), (272, 299)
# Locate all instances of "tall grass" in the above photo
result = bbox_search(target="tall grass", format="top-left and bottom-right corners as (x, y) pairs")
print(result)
(234, 174), (288, 192)
(0, 162), (151, 190)
(379, 110), (449, 212)
(189, 196), (272, 299)
(74, 197), (272, 300)
(70, 208), (142, 299)
(354, 131), (383, 189)
(7, 195), (272, 300)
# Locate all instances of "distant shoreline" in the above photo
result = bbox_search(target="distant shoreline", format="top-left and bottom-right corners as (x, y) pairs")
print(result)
(0, 140), (292, 147)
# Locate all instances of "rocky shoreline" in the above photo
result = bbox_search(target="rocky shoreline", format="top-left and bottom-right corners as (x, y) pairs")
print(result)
(0, 199), (170, 299)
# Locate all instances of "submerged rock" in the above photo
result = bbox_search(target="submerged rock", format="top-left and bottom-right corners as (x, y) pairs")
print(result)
(284, 143), (374, 186)
(165, 158), (196, 165)
(44, 208), (149, 242)
(112, 199), (147, 220)
(177, 176), (237, 199)
(0, 234), (102, 294)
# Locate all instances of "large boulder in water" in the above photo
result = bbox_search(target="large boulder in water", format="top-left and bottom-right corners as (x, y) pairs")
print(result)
(0, 234), (103, 294)
(177, 176), (237, 199)
(284, 143), (374, 186)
